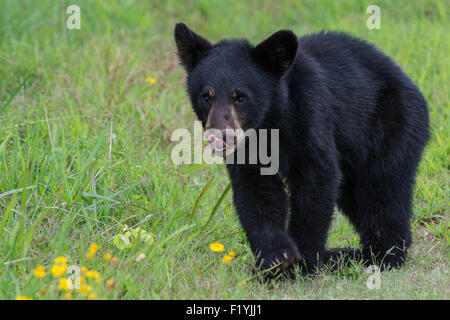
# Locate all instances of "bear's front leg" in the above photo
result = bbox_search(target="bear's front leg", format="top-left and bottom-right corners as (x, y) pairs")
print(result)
(227, 165), (302, 278)
(287, 157), (341, 275)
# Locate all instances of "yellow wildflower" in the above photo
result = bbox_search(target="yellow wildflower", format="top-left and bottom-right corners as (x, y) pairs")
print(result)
(54, 256), (68, 264)
(145, 77), (156, 84)
(58, 278), (73, 291)
(51, 263), (67, 277)
(209, 242), (224, 252)
(64, 293), (73, 300)
(111, 256), (119, 266)
(103, 253), (112, 262)
(106, 278), (116, 290)
(86, 243), (99, 260)
(33, 265), (46, 278)
(80, 284), (92, 297)
(39, 288), (47, 295)
(228, 251), (236, 257)
(222, 254), (233, 264)
(80, 266), (88, 274)
(88, 293), (97, 300)
(238, 281), (247, 286)
(86, 270), (100, 279)
(16, 296), (32, 300)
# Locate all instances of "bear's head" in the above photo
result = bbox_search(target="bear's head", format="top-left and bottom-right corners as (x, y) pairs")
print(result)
(174, 23), (297, 155)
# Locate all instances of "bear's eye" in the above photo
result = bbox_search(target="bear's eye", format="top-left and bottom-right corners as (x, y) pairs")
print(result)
(235, 94), (247, 104)
(201, 94), (211, 104)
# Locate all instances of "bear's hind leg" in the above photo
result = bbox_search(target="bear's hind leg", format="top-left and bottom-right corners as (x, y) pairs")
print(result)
(353, 166), (415, 271)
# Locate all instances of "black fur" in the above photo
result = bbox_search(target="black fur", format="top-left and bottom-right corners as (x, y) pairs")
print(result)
(175, 23), (429, 278)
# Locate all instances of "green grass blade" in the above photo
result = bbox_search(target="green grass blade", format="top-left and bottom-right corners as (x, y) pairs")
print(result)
(188, 176), (214, 221)
(0, 74), (33, 115)
(200, 182), (231, 232)
(0, 194), (18, 243)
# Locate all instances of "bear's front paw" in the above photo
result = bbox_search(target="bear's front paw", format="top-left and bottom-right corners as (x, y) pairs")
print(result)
(257, 232), (303, 280)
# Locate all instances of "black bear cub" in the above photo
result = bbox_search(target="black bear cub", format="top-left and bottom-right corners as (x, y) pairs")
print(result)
(174, 23), (429, 278)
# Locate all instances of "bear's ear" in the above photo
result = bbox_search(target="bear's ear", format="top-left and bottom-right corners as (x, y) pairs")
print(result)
(174, 23), (212, 72)
(251, 30), (298, 78)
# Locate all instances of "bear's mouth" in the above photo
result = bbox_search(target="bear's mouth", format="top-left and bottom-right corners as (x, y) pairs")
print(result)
(207, 129), (239, 155)
(208, 135), (227, 151)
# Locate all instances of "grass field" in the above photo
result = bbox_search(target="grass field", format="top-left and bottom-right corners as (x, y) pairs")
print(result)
(0, 0), (448, 300)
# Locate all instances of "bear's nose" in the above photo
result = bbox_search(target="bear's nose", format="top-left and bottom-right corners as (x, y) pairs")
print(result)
(205, 104), (234, 131)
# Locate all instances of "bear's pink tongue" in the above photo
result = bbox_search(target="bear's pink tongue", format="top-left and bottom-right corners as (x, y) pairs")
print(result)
(208, 135), (227, 151)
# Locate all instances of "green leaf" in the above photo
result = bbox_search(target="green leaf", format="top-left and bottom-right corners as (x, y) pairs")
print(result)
(113, 234), (132, 250)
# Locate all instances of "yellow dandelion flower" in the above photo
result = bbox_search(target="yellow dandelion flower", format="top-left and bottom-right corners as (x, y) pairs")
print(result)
(209, 242), (224, 252)
(50, 263), (67, 277)
(88, 293), (97, 300)
(58, 278), (73, 291)
(79, 276), (86, 285)
(228, 251), (236, 257)
(145, 77), (156, 84)
(106, 279), (115, 290)
(80, 266), (88, 274)
(54, 256), (68, 264)
(79, 284), (92, 297)
(103, 253), (112, 262)
(39, 288), (47, 295)
(33, 265), (46, 278)
(64, 293), (73, 300)
(16, 296), (32, 300)
(222, 254), (233, 264)
(86, 253), (94, 261)
(238, 281), (247, 286)
(86, 270), (100, 279)
(86, 243), (99, 260)
(111, 256), (119, 266)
